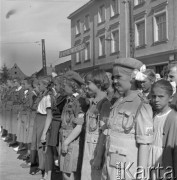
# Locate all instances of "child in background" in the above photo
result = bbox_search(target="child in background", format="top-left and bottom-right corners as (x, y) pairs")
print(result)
(149, 79), (177, 179)
(81, 70), (111, 180)
(140, 69), (156, 100)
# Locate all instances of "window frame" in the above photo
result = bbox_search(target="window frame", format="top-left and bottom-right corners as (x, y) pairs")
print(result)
(153, 9), (168, 43)
(110, 29), (120, 54)
(84, 41), (91, 62)
(75, 20), (81, 36)
(134, 0), (145, 7)
(75, 51), (81, 64)
(135, 17), (146, 48)
(84, 15), (90, 32)
(98, 5), (106, 24)
(98, 34), (106, 57)
(110, 0), (119, 18)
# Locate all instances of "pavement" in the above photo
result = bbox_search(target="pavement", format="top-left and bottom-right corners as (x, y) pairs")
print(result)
(0, 138), (42, 180)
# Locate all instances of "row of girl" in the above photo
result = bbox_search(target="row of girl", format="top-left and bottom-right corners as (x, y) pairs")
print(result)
(0, 57), (177, 180)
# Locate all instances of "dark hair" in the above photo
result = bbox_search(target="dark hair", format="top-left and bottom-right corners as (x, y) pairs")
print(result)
(85, 69), (110, 91)
(152, 79), (173, 96)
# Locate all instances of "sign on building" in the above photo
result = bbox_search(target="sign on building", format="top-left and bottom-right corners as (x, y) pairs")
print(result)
(59, 43), (86, 58)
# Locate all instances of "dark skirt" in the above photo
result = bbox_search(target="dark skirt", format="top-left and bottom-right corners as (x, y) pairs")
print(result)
(46, 120), (60, 147)
(31, 113), (46, 150)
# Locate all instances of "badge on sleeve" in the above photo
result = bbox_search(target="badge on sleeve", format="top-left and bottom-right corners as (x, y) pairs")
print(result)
(145, 127), (153, 136)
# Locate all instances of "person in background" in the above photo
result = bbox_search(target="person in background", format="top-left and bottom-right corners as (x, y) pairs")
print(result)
(81, 69), (112, 180)
(102, 58), (154, 180)
(149, 79), (177, 179)
(106, 72), (120, 105)
(41, 76), (67, 180)
(10, 79), (23, 147)
(58, 71), (88, 180)
(4, 80), (14, 142)
(30, 77), (52, 179)
(167, 63), (177, 111)
(139, 69), (156, 100)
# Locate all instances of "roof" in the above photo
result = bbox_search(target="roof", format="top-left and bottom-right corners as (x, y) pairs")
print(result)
(68, 0), (94, 19)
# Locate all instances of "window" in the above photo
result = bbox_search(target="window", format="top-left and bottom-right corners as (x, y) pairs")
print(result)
(84, 15), (90, 31)
(75, 52), (81, 63)
(15, 72), (17, 74)
(154, 13), (167, 42)
(99, 35), (105, 57)
(84, 41), (90, 61)
(76, 20), (81, 35)
(134, 0), (145, 6)
(110, 0), (119, 17)
(135, 20), (145, 47)
(111, 30), (119, 53)
(98, 5), (105, 24)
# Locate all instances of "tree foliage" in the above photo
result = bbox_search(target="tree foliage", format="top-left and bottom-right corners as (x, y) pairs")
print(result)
(0, 64), (10, 83)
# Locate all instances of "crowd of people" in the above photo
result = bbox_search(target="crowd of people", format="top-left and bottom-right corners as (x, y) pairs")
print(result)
(0, 57), (177, 180)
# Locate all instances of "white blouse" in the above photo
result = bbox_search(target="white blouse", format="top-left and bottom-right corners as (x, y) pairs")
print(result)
(37, 95), (51, 115)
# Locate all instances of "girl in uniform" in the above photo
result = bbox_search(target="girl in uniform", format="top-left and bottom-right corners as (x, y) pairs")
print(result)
(30, 77), (52, 178)
(41, 76), (67, 180)
(149, 79), (177, 179)
(102, 58), (154, 180)
(81, 69), (112, 180)
(58, 71), (88, 180)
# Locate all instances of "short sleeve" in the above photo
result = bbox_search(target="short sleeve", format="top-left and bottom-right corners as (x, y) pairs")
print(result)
(45, 95), (51, 109)
(135, 103), (153, 144)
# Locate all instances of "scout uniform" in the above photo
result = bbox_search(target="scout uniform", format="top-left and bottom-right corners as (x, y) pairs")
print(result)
(81, 97), (111, 180)
(102, 58), (154, 180)
(16, 87), (26, 143)
(5, 87), (14, 136)
(0, 87), (7, 134)
(45, 93), (67, 174)
(17, 89), (29, 144)
(58, 71), (88, 180)
(11, 86), (22, 136)
(26, 90), (38, 144)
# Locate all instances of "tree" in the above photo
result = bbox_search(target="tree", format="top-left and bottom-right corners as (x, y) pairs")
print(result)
(0, 64), (9, 83)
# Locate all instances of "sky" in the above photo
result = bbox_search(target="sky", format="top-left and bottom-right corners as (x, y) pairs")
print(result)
(0, 0), (89, 76)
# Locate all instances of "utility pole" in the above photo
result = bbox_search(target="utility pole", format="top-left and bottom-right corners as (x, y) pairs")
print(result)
(128, 0), (135, 58)
(41, 39), (47, 76)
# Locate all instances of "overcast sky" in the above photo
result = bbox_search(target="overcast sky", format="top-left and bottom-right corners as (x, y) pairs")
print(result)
(0, 0), (88, 76)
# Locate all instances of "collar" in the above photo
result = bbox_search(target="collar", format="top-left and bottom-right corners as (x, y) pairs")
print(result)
(72, 92), (79, 97)
(24, 90), (28, 95)
(111, 90), (138, 108)
(32, 90), (37, 96)
(16, 86), (22, 91)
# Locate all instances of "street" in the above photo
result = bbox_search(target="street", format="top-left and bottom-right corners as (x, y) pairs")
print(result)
(0, 138), (40, 180)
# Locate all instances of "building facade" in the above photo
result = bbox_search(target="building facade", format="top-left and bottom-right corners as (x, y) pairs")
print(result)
(133, 0), (177, 75)
(68, 0), (177, 76)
